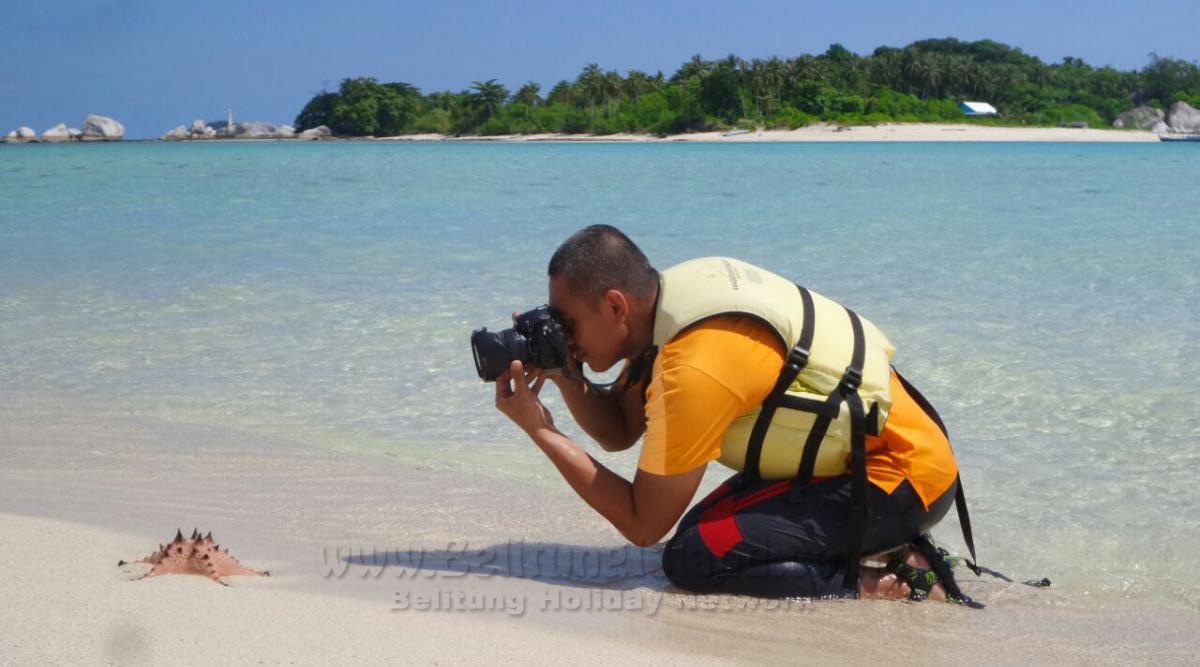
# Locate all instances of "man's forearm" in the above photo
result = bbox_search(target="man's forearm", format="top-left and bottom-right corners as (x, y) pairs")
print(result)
(526, 424), (645, 543)
(551, 376), (634, 451)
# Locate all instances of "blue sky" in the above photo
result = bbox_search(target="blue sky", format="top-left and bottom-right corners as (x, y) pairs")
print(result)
(2, 0), (1197, 138)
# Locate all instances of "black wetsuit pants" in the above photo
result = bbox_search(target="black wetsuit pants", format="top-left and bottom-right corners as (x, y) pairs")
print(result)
(662, 473), (956, 598)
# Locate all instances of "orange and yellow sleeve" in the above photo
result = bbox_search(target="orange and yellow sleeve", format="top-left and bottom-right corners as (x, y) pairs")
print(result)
(637, 316), (785, 475)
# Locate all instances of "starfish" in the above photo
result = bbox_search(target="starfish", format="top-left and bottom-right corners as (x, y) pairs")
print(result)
(119, 528), (269, 586)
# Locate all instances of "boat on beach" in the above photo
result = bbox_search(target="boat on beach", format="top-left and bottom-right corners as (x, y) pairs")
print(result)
(1159, 133), (1200, 142)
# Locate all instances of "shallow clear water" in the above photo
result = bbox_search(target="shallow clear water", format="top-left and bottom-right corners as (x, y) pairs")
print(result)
(2, 141), (1198, 609)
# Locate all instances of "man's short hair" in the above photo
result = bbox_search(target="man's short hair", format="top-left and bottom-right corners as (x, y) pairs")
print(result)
(548, 225), (658, 302)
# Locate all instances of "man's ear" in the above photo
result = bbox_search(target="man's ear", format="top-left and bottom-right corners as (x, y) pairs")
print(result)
(604, 289), (629, 321)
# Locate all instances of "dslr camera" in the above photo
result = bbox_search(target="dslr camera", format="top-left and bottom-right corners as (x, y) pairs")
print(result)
(471, 305), (569, 382)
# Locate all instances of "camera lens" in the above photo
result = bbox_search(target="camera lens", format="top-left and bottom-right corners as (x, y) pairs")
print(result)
(470, 327), (528, 381)
(470, 328), (504, 381)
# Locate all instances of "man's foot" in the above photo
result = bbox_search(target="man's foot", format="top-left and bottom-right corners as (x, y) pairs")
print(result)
(858, 568), (911, 600)
(858, 547), (946, 601)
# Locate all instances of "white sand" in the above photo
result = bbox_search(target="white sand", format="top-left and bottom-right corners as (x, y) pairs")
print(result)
(0, 513), (742, 665)
(2, 394), (1197, 665)
(379, 124), (1160, 143)
(664, 124), (1160, 142)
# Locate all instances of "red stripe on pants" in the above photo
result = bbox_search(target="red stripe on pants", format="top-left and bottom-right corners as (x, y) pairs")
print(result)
(697, 482), (791, 559)
(698, 497), (743, 559)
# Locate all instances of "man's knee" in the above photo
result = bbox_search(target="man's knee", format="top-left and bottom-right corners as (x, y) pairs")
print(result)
(661, 527), (722, 590)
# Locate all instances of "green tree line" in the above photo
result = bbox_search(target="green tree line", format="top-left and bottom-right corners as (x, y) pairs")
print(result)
(294, 38), (1200, 137)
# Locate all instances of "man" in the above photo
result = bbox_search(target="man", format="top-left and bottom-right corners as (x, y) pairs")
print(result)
(493, 225), (975, 601)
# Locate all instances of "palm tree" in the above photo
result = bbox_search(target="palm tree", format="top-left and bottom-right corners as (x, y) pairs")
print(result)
(919, 56), (942, 99)
(763, 57), (786, 112)
(427, 91), (461, 113)
(603, 70), (624, 115)
(794, 55), (824, 81)
(675, 54), (711, 81)
(713, 55), (748, 119)
(512, 81), (542, 107)
(747, 58), (768, 115)
(943, 55), (970, 98)
(899, 49), (924, 96)
(470, 79), (509, 117)
(546, 80), (576, 106)
(900, 50), (940, 99)
(576, 64), (606, 118)
(510, 82), (541, 123)
(623, 70), (658, 101)
(719, 54), (746, 72)
(868, 50), (903, 90)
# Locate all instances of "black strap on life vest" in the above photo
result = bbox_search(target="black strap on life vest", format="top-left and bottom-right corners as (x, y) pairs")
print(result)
(837, 309), (869, 591)
(735, 285), (871, 590)
(894, 369), (981, 577)
(742, 285), (815, 482)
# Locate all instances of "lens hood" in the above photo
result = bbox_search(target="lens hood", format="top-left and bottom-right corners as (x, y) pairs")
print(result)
(470, 328), (511, 381)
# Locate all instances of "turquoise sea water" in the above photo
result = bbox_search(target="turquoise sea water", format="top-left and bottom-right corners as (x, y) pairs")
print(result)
(2, 141), (1198, 608)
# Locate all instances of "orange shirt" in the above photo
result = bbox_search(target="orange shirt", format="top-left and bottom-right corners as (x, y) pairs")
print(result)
(637, 315), (958, 509)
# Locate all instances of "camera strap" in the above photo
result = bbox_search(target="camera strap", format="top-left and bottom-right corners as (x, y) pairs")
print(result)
(569, 345), (658, 401)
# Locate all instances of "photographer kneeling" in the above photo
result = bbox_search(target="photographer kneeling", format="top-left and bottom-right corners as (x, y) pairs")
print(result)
(480, 225), (977, 603)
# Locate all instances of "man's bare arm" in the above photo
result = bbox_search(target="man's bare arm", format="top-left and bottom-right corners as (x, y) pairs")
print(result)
(550, 367), (646, 452)
(529, 425), (705, 546)
(496, 361), (703, 546)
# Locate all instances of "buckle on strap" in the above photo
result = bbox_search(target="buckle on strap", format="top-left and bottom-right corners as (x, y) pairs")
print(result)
(771, 345), (811, 398)
(841, 365), (863, 392)
(786, 345), (810, 371)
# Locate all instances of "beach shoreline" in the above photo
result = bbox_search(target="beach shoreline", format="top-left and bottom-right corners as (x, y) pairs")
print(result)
(3, 123), (1164, 144)
(386, 124), (1163, 143)
(2, 391), (1197, 664)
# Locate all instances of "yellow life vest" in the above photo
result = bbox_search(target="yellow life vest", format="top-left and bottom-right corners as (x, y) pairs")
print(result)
(652, 257), (896, 481)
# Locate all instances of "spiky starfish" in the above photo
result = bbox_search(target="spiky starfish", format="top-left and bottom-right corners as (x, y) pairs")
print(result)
(119, 529), (269, 586)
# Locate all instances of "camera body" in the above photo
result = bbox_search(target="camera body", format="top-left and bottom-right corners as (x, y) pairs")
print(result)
(471, 305), (569, 382)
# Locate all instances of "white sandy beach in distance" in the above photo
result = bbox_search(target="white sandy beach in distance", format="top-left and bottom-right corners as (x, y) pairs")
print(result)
(2, 393), (1198, 665)
(375, 123), (1161, 143)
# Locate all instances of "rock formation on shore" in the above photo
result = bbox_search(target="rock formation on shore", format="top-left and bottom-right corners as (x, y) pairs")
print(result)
(161, 119), (305, 140)
(299, 125), (331, 139)
(1112, 107), (1168, 133)
(1113, 103), (1200, 134)
(82, 114), (125, 141)
(162, 119), (219, 140)
(41, 123), (73, 143)
(5, 127), (38, 143)
(235, 121), (277, 137)
(2, 121), (89, 143)
(1165, 101), (1200, 133)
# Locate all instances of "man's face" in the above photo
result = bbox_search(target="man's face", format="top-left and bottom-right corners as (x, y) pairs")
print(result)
(548, 274), (625, 373)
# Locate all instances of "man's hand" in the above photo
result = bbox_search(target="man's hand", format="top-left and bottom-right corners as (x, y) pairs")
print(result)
(494, 360), (556, 435)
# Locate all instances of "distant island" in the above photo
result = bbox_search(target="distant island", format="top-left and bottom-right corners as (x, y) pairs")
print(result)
(292, 38), (1200, 137)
